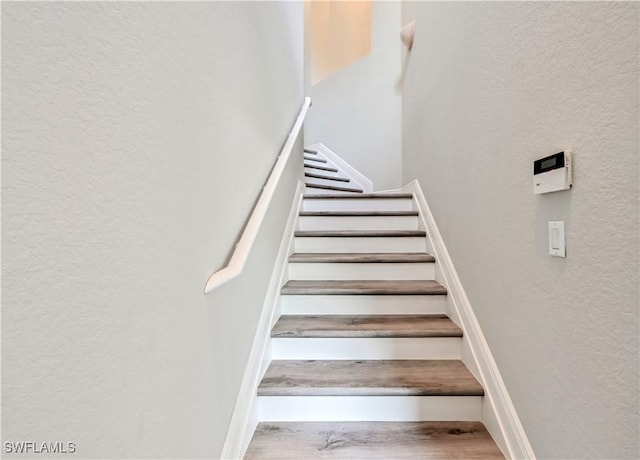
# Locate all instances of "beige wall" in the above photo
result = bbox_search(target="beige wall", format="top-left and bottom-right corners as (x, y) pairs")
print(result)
(305, 1), (402, 191)
(402, 2), (639, 459)
(2, 2), (303, 458)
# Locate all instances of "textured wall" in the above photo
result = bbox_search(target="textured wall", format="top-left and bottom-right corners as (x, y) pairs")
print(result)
(402, 2), (639, 459)
(2, 2), (303, 458)
(305, 1), (402, 191)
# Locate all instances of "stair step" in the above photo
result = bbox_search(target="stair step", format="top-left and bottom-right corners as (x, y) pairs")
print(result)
(280, 295), (446, 315)
(304, 163), (338, 172)
(305, 183), (364, 193)
(288, 252), (434, 263)
(304, 148), (318, 154)
(304, 155), (327, 163)
(244, 421), (504, 460)
(272, 314), (462, 338)
(295, 230), (425, 237)
(281, 280), (447, 295)
(300, 210), (418, 217)
(304, 193), (413, 199)
(258, 360), (483, 396)
(304, 172), (350, 182)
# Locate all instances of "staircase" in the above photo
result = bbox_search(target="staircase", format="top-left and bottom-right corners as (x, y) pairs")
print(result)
(243, 148), (504, 459)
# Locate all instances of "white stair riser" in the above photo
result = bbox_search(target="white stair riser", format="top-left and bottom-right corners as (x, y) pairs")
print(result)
(271, 337), (461, 360)
(298, 215), (419, 231)
(279, 295), (446, 315)
(288, 262), (435, 280)
(294, 237), (426, 253)
(303, 198), (414, 212)
(258, 396), (482, 422)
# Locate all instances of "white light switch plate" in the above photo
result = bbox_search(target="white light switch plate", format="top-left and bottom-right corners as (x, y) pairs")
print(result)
(548, 221), (565, 257)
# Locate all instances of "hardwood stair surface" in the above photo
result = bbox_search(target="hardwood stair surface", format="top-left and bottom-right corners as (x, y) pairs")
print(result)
(244, 421), (504, 460)
(300, 210), (419, 216)
(305, 163), (339, 172)
(304, 155), (327, 163)
(304, 148), (318, 154)
(281, 279), (447, 295)
(305, 172), (351, 182)
(272, 314), (462, 338)
(295, 230), (425, 238)
(303, 193), (413, 199)
(288, 252), (435, 263)
(257, 359), (483, 396)
(306, 183), (364, 193)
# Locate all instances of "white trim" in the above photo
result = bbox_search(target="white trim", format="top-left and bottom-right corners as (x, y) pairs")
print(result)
(204, 97), (311, 294)
(306, 143), (374, 193)
(404, 180), (536, 460)
(219, 182), (305, 460)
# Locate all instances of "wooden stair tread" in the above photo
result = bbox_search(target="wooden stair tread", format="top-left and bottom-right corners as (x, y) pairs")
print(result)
(245, 421), (504, 459)
(295, 230), (426, 237)
(303, 193), (413, 199)
(272, 314), (462, 338)
(258, 360), (483, 396)
(304, 163), (338, 172)
(288, 252), (435, 263)
(300, 210), (418, 217)
(304, 148), (318, 154)
(304, 155), (327, 163)
(304, 172), (350, 182)
(281, 280), (447, 295)
(306, 183), (364, 193)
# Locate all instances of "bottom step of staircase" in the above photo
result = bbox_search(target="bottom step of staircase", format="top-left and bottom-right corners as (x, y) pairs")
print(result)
(244, 421), (504, 459)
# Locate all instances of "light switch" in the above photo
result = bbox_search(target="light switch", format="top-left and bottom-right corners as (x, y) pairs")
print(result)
(548, 221), (565, 257)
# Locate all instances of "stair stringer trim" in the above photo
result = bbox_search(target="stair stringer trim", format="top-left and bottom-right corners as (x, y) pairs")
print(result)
(403, 179), (536, 460)
(306, 143), (374, 193)
(220, 180), (305, 460)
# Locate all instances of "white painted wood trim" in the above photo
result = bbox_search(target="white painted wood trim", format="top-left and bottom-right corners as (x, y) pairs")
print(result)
(219, 181), (305, 460)
(404, 180), (536, 460)
(204, 97), (311, 294)
(306, 143), (374, 193)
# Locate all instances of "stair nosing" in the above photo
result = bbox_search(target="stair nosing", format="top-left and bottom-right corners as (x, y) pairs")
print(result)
(294, 230), (426, 237)
(304, 156), (327, 163)
(300, 210), (419, 217)
(303, 193), (413, 199)
(304, 172), (351, 183)
(305, 183), (364, 193)
(288, 252), (435, 263)
(304, 163), (339, 172)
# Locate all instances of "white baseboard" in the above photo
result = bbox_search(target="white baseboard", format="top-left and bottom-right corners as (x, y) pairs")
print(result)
(404, 180), (536, 460)
(219, 180), (305, 460)
(306, 143), (374, 193)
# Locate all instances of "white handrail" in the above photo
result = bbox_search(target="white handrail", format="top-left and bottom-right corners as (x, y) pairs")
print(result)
(204, 97), (312, 294)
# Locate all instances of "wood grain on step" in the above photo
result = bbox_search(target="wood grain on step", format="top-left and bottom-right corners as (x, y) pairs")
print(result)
(300, 210), (419, 217)
(304, 155), (327, 163)
(244, 421), (504, 459)
(288, 252), (435, 263)
(257, 360), (483, 396)
(271, 314), (462, 338)
(281, 280), (447, 295)
(294, 230), (426, 237)
(304, 163), (339, 172)
(305, 172), (351, 182)
(303, 193), (413, 199)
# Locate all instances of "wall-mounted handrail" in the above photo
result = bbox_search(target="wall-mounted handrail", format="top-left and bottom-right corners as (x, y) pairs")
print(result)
(204, 97), (312, 294)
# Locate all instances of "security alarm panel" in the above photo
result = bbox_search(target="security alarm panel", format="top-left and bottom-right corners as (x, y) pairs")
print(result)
(533, 150), (572, 194)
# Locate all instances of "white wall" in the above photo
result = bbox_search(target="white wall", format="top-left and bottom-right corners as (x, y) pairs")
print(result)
(2, 2), (303, 458)
(304, 1), (402, 191)
(402, 2), (639, 459)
